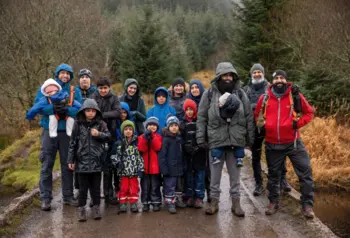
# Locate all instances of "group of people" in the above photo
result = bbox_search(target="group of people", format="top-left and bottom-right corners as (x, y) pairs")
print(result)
(26, 61), (315, 222)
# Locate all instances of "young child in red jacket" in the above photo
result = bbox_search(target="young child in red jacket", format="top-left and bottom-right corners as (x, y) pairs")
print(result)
(138, 117), (163, 212)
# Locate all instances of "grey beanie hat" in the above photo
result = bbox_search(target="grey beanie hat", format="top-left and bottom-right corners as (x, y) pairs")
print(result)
(250, 63), (265, 75)
(144, 116), (160, 129)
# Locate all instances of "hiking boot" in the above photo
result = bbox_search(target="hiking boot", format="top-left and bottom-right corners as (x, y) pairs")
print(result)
(175, 197), (187, 208)
(205, 198), (219, 215)
(108, 198), (119, 206)
(281, 179), (292, 193)
(168, 204), (177, 214)
(253, 184), (265, 196)
(119, 203), (128, 213)
(231, 197), (245, 217)
(63, 198), (78, 207)
(153, 204), (161, 212)
(194, 198), (204, 209)
(92, 205), (102, 220)
(77, 207), (87, 222)
(265, 202), (279, 215)
(236, 158), (243, 167)
(301, 206), (315, 219)
(130, 203), (139, 213)
(142, 204), (150, 212)
(186, 197), (194, 207)
(41, 200), (51, 211)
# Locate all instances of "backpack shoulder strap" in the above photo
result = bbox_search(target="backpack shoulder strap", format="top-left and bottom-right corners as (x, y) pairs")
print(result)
(68, 86), (75, 107)
(262, 93), (269, 118)
(207, 88), (213, 103)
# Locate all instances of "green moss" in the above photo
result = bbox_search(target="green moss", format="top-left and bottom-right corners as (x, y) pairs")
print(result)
(1, 133), (60, 191)
(0, 130), (40, 165)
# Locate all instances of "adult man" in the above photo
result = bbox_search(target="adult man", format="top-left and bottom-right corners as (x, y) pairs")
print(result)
(34, 63), (82, 211)
(119, 78), (146, 134)
(75, 68), (97, 101)
(197, 62), (254, 216)
(91, 77), (121, 205)
(254, 70), (315, 218)
(244, 64), (291, 196)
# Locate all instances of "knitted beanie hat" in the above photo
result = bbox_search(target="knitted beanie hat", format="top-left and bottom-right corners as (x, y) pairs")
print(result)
(166, 115), (180, 128)
(144, 116), (160, 130)
(272, 70), (287, 80)
(250, 63), (265, 75)
(121, 120), (135, 133)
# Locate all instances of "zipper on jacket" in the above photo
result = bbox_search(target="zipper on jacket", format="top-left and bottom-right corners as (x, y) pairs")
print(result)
(277, 98), (281, 144)
(88, 127), (92, 172)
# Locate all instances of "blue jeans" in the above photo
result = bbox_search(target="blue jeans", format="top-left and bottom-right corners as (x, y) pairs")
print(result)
(39, 130), (73, 201)
(185, 168), (205, 199)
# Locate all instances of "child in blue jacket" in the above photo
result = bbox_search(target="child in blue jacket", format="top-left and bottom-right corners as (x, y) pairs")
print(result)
(146, 87), (176, 134)
(26, 78), (81, 137)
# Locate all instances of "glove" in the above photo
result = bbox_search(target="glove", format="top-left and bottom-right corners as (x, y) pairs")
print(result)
(138, 171), (144, 178)
(54, 103), (68, 119)
(291, 85), (300, 95)
(184, 144), (194, 154)
(244, 148), (252, 160)
(143, 130), (152, 140)
(293, 120), (298, 130)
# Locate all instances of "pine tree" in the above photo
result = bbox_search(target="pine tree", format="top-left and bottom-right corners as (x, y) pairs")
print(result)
(110, 5), (172, 94)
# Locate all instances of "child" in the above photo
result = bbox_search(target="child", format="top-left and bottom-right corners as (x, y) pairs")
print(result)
(211, 93), (245, 167)
(67, 99), (111, 222)
(158, 116), (184, 214)
(111, 120), (144, 213)
(180, 99), (206, 208)
(138, 117), (163, 212)
(116, 102), (136, 141)
(146, 87), (176, 133)
(26, 78), (80, 137)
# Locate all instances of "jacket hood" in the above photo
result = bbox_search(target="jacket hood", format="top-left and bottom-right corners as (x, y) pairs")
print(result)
(123, 78), (140, 96)
(77, 98), (102, 121)
(41, 78), (62, 96)
(153, 87), (170, 106)
(54, 63), (74, 86)
(214, 62), (239, 82)
(189, 79), (204, 95)
(120, 102), (132, 119)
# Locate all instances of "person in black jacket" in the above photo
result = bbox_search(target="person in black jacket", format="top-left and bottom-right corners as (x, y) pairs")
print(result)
(67, 99), (111, 222)
(159, 115), (184, 214)
(180, 99), (206, 209)
(90, 77), (121, 205)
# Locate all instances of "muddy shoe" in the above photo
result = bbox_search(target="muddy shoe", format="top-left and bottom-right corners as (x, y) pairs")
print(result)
(301, 206), (314, 219)
(77, 207), (87, 222)
(265, 202), (279, 216)
(175, 198), (187, 208)
(130, 203), (139, 213)
(153, 204), (161, 212)
(253, 184), (265, 196)
(205, 198), (219, 215)
(168, 204), (177, 214)
(194, 198), (204, 209)
(281, 179), (292, 193)
(63, 198), (78, 207)
(231, 197), (245, 217)
(142, 204), (150, 212)
(41, 200), (51, 211)
(119, 203), (128, 213)
(186, 197), (194, 207)
(92, 205), (102, 220)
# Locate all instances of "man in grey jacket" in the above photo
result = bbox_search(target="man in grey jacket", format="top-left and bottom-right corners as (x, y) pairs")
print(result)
(197, 62), (254, 216)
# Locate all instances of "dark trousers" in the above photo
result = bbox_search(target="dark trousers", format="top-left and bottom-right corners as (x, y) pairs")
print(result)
(141, 174), (162, 206)
(185, 168), (205, 199)
(252, 129), (287, 185)
(265, 139), (314, 206)
(103, 144), (119, 201)
(205, 149), (211, 198)
(78, 172), (101, 207)
(163, 176), (178, 204)
(39, 130), (73, 202)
